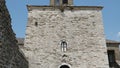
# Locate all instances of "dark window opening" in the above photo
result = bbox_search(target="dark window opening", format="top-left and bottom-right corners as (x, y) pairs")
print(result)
(107, 50), (116, 67)
(35, 22), (38, 27)
(63, 0), (68, 4)
(0, 9), (2, 12)
(60, 65), (70, 68)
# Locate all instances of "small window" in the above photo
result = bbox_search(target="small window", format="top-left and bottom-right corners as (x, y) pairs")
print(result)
(63, 0), (68, 4)
(35, 22), (38, 27)
(61, 40), (67, 52)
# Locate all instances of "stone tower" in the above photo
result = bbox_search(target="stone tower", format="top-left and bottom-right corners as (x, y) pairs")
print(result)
(24, 0), (109, 68)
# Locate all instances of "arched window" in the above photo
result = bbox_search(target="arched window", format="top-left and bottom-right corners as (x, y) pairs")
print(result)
(60, 65), (70, 68)
(61, 40), (67, 52)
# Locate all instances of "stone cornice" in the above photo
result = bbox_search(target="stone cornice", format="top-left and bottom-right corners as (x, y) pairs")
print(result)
(27, 5), (103, 11)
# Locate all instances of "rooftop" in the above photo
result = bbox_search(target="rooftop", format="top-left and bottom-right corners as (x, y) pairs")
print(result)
(106, 39), (120, 44)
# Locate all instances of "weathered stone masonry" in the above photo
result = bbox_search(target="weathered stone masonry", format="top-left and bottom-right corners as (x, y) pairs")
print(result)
(0, 0), (28, 68)
(23, 5), (109, 68)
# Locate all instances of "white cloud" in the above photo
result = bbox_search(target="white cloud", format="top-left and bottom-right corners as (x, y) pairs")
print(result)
(118, 32), (120, 37)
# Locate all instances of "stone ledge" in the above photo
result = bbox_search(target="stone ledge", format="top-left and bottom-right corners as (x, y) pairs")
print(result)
(27, 5), (103, 11)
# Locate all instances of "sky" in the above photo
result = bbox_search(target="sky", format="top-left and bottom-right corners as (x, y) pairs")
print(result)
(6, 0), (120, 41)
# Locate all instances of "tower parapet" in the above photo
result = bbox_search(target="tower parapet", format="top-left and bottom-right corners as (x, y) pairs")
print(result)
(50, 0), (73, 6)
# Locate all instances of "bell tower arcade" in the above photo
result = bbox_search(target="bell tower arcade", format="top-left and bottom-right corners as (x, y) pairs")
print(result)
(50, 0), (73, 6)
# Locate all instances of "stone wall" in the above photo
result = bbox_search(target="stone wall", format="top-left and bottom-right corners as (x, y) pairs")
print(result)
(23, 6), (109, 68)
(0, 0), (28, 68)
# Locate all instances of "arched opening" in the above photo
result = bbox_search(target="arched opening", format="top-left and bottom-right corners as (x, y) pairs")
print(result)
(61, 40), (67, 52)
(60, 65), (70, 68)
